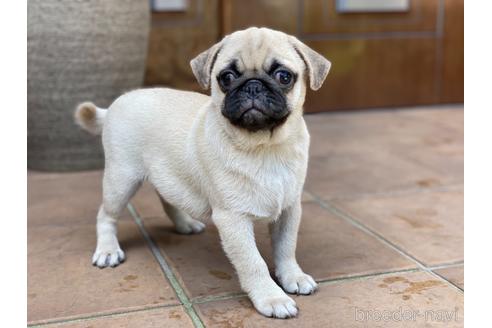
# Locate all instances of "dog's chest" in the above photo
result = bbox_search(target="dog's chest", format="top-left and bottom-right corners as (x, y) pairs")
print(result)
(217, 152), (304, 219)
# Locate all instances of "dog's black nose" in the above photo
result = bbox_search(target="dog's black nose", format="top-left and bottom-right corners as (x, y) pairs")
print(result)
(243, 80), (264, 98)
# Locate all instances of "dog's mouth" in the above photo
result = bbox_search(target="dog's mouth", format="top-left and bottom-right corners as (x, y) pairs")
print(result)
(237, 107), (268, 131)
(229, 106), (289, 132)
(239, 106), (267, 118)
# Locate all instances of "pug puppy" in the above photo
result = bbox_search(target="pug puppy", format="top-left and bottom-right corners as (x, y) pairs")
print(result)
(75, 27), (330, 318)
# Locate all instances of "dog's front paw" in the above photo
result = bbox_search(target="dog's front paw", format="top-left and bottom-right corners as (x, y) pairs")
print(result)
(251, 289), (298, 319)
(277, 269), (318, 295)
(92, 247), (125, 268)
(175, 218), (205, 234)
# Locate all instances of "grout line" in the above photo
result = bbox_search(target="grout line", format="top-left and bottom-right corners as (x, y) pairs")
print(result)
(428, 260), (464, 292)
(193, 292), (248, 304)
(317, 268), (421, 286)
(306, 192), (464, 294)
(191, 264), (463, 304)
(192, 268), (422, 304)
(27, 304), (178, 327)
(128, 204), (205, 328)
(428, 260), (464, 271)
(432, 269), (464, 292)
(132, 191), (464, 307)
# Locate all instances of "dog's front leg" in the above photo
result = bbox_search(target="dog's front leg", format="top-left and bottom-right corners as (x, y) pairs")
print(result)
(270, 200), (318, 295)
(213, 209), (298, 318)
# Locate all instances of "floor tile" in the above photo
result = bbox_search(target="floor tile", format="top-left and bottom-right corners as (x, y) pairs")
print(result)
(28, 170), (131, 226)
(42, 306), (194, 328)
(305, 150), (444, 200)
(392, 108), (463, 181)
(28, 106), (464, 327)
(395, 141), (463, 182)
(397, 106), (463, 133)
(136, 200), (415, 300)
(333, 189), (463, 266)
(28, 172), (178, 324)
(197, 271), (463, 327)
(305, 106), (461, 156)
(28, 222), (178, 324)
(304, 106), (463, 200)
(434, 265), (464, 290)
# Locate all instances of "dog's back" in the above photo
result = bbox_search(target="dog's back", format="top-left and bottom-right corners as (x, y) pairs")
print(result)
(75, 87), (209, 137)
(75, 88), (210, 165)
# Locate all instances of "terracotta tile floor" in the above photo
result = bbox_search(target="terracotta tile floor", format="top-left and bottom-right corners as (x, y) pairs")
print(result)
(27, 105), (463, 327)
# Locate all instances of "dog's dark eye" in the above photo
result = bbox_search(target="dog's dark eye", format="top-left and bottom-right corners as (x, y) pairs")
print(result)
(219, 71), (237, 88)
(274, 70), (293, 85)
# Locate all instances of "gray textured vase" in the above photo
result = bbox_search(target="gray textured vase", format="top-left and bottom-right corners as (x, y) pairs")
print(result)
(27, 0), (150, 171)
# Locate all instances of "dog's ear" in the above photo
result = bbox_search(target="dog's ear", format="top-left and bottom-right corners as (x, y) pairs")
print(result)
(289, 36), (331, 91)
(190, 41), (223, 90)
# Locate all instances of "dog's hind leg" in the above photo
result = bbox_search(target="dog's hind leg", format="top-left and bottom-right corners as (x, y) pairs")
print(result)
(92, 167), (142, 268)
(158, 195), (205, 234)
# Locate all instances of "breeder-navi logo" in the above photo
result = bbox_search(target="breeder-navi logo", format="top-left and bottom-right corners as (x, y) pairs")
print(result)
(354, 306), (460, 323)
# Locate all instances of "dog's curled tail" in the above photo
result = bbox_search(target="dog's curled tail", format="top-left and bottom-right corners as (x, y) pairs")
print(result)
(74, 102), (107, 135)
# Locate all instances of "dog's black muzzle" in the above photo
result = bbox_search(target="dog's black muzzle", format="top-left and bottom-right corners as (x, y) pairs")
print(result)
(222, 78), (289, 132)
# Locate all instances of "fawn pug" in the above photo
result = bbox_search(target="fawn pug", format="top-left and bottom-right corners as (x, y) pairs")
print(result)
(75, 27), (330, 318)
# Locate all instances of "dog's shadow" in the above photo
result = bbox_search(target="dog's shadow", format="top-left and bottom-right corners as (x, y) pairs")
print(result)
(119, 217), (212, 252)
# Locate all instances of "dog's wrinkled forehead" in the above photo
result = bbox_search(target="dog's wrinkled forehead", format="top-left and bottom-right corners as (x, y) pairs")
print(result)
(190, 27), (331, 91)
(216, 28), (300, 73)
